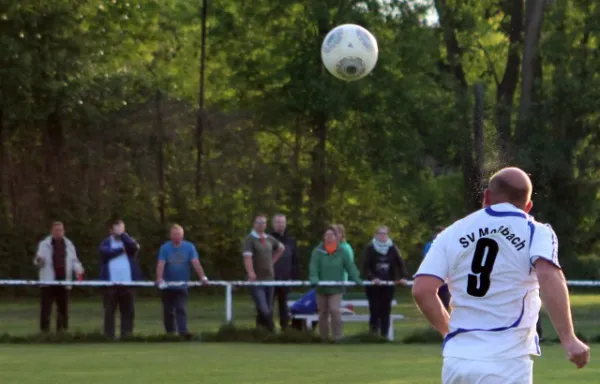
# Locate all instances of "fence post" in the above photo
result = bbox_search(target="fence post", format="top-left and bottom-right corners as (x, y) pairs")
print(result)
(225, 283), (233, 323)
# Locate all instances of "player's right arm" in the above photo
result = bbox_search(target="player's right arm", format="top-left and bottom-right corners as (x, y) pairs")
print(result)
(532, 224), (590, 369)
(412, 233), (451, 337)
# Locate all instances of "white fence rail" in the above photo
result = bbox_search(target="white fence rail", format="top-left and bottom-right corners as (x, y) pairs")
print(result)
(0, 279), (598, 323)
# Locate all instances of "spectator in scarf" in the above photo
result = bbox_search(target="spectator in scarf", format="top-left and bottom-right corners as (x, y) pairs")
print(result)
(34, 222), (85, 332)
(362, 225), (408, 337)
(309, 226), (362, 341)
(332, 224), (354, 284)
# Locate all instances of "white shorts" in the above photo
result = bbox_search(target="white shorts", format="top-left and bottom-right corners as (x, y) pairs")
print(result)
(442, 356), (533, 384)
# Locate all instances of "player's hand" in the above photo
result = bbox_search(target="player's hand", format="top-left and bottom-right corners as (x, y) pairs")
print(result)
(201, 276), (209, 286)
(35, 256), (45, 267)
(247, 272), (257, 282)
(395, 279), (408, 287)
(562, 337), (590, 368)
(373, 278), (381, 285)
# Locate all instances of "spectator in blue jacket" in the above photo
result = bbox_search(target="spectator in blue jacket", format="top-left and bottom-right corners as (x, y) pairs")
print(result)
(98, 218), (142, 339)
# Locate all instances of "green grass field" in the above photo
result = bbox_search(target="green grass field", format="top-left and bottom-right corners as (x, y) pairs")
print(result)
(0, 343), (597, 383)
(0, 289), (598, 383)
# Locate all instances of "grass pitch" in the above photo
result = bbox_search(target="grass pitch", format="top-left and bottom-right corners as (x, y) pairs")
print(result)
(0, 343), (597, 383)
(0, 289), (597, 383)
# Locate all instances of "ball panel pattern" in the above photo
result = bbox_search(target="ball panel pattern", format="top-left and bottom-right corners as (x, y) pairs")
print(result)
(322, 28), (343, 54)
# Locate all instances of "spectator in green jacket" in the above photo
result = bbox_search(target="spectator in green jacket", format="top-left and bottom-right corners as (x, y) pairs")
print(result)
(309, 226), (362, 341)
(332, 224), (354, 283)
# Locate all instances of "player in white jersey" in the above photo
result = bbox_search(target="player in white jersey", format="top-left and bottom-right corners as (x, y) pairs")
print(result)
(412, 167), (590, 384)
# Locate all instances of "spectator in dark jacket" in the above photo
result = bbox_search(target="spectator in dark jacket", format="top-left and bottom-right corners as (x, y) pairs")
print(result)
(362, 225), (408, 338)
(270, 213), (299, 330)
(98, 219), (142, 339)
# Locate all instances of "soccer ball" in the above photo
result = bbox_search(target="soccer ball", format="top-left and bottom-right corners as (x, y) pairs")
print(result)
(321, 24), (379, 81)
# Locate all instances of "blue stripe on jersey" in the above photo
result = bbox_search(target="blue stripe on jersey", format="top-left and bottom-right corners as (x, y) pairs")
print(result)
(546, 224), (558, 265)
(413, 273), (445, 284)
(534, 334), (541, 354)
(484, 206), (527, 219)
(485, 205), (535, 249)
(442, 293), (528, 350)
(528, 221), (535, 249)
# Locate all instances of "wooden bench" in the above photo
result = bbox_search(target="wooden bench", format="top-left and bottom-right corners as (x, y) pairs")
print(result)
(287, 297), (403, 341)
(286, 299), (397, 308)
(291, 313), (405, 341)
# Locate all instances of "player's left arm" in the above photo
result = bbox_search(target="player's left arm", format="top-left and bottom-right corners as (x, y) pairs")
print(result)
(412, 234), (451, 337)
(531, 224), (590, 368)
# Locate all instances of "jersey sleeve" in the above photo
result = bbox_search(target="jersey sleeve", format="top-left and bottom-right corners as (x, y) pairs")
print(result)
(414, 235), (449, 283)
(530, 223), (560, 268)
(242, 237), (253, 257)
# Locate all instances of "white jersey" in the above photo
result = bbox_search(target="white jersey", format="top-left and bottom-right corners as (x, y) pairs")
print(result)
(415, 203), (559, 361)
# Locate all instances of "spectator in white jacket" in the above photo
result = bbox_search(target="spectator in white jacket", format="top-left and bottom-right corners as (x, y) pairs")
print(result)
(34, 222), (84, 332)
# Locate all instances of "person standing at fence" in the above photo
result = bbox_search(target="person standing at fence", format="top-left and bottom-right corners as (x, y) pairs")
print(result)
(270, 213), (299, 330)
(309, 226), (362, 341)
(98, 219), (142, 339)
(424, 226), (451, 310)
(34, 221), (85, 333)
(362, 225), (408, 338)
(242, 214), (285, 332)
(156, 224), (209, 337)
(332, 224), (354, 285)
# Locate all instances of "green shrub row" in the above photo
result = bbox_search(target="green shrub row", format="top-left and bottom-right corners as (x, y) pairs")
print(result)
(0, 324), (597, 345)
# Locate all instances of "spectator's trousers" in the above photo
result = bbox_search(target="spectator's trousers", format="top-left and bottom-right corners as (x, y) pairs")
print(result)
(438, 283), (451, 309)
(365, 285), (395, 337)
(316, 293), (343, 341)
(273, 286), (290, 329)
(103, 286), (135, 338)
(161, 289), (188, 335)
(250, 286), (274, 331)
(536, 316), (543, 339)
(40, 286), (69, 332)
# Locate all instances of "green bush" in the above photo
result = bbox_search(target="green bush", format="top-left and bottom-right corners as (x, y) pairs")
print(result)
(0, 324), (595, 345)
(402, 328), (443, 344)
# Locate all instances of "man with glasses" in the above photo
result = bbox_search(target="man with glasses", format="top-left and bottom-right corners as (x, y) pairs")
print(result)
(242, 214), (285, 331)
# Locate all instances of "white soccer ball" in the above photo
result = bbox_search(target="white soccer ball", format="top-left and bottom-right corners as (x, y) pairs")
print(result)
(321, 24), (379, 82)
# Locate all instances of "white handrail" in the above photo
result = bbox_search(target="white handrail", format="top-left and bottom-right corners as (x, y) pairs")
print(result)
(0, 279), (598, 323)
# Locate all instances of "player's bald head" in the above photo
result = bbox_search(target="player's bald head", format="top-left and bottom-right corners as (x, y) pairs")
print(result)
(485, 167), (533, 211)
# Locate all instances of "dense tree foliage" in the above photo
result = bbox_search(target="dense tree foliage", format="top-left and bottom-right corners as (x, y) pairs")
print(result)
(1, 0), (599, 285)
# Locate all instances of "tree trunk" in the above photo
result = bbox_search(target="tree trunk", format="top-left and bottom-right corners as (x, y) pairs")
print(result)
(495, 0), (524, 163)
(44, 108), (64, 220)
(472, 83), (485, 206)
(290, 120), (303, 231)
(194, 0), (208, 198)
(0, 106), (5, 222)
(310, 112), (328, 234)
(435, 0), (478, 212)
(516, 0), (546, 140)
(434, 0), (468, 89)
(154, 90), (166, 226)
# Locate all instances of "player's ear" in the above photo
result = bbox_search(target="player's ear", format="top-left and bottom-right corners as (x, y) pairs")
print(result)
(482, 189), (490, 207)
(524, 200), (533, 213)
